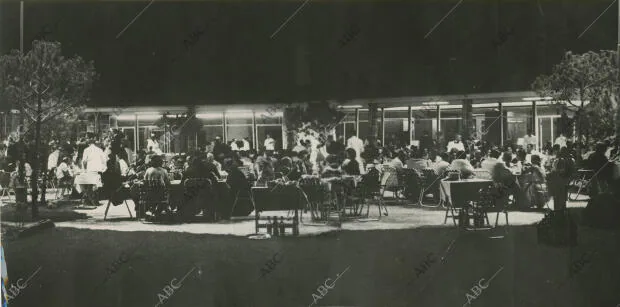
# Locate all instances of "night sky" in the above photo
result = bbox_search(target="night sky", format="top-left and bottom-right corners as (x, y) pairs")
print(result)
(0, 0), (617, 107)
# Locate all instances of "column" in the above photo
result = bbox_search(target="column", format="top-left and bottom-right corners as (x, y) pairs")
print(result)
(252, 111), (257, 150)
(532, 101), (538, 150)
(499, 102), (504, 147)
(408, 106), (413, 145)
(462, 99), (473, 141)
(355, 108), (360, 137)
(380, 107), (385, 146)
(134, 114), (139, 153)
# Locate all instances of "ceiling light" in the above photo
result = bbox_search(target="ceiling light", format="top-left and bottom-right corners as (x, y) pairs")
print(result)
(338, 105), (363, 109)
(422, 101), (449, 105)
(523, 96), (552, 101)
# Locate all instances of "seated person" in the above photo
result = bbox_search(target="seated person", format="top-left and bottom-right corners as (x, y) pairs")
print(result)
(342, 148), (361, 175)
(480, 149), (502, 173)
(321, 155), (343, 178)
(522, 155), (548, 208)
(275, 157), (293, 178)
(143, 155), (170, 186)
(447, 151), (475, 179)
(433, 152), (451, 177)
(406, 150), (430, 170)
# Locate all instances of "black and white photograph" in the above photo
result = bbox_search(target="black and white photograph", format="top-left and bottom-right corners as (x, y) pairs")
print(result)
(0, 0), (619, 306)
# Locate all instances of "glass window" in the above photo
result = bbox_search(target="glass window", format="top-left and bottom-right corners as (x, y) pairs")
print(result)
(504, 106), (532, 146)
(343, 110), (356, 122)
(257, 126), (283, 151)
(204, 126), (224, 144)
(198, 115), (223, 126)
(226, 125), (253, 145)
(412, 108), (437, 141)
(256, 114), (282, 125)
(225, 112), (253, 125)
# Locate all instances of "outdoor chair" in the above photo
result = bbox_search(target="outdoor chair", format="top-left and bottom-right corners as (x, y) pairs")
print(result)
(0, 171), (14, 201)
(55, 175), (73, 199)
(103, 183), (134, 221)
(230, 169), (253, 217)
(419, 168), (440, 207)
(480, 184), (509, 228)
(138, 180), (171, 222)
(396, 168), (419, 205)
(568, 169), (595, 200)
(299, 176), (327, 222)
(183, 178), (213, 220)
(359, 169), (388, 220)
(380, 166), (400, 202)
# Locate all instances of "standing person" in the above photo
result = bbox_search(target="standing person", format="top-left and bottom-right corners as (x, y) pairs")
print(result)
(446, 134), (465, 153)
(212, 136), (231, 162)
(347, 131), (364, 173)
(524, 129), (537, 150)
(419, 131), (434, 153)
(264, 134), (276, 152)
(548, 147), (575, 211)
(79, 138), (107, 206)
(146, 132), (163, 155)
(346, 131), (364, 158)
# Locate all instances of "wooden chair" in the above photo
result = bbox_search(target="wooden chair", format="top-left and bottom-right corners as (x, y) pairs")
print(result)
(137, 180), (171, 222)
(104, 183), (134, 221)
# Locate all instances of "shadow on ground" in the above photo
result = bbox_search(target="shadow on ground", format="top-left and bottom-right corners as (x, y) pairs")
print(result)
(2, 215), (619, 307)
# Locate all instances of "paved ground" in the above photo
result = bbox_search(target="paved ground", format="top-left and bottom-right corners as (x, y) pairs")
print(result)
(2, 191), (589, 236)
(3, 191), (618, 307)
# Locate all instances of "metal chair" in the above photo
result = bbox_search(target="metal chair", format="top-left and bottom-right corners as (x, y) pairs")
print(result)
(568, 169), (595, 200)
(381, 166), (400, 202)
(230, 168), (253, 217)
(419, 168), (440, 207)
(103, 183), (134, 221)
(480, 184), (509, 228)
(0, 171), (14, 201)
(299, 176), (327, 222)
(359, 169), (388, 220)
(137, 180), (171, 222)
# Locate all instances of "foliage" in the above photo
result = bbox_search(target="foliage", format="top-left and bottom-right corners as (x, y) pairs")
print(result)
(532, 50), (618, 143)
(155, 106), (202, 136)
(284, 101), (345, 144)
(1, 41), (97, 137)
(0, 40), (97, 216)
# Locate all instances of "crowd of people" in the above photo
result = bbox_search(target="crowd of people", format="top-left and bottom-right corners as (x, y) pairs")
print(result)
(1, 127), (618, 218)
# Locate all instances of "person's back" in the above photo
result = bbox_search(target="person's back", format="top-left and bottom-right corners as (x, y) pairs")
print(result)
(144, 167), (169, 186)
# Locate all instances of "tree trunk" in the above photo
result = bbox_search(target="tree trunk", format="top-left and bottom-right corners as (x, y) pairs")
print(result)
(30, 97), (42, 219)
(40, 146), (48, 207)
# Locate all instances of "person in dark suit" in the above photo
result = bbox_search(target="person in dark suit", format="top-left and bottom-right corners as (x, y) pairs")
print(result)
(419, 131), (434, 153)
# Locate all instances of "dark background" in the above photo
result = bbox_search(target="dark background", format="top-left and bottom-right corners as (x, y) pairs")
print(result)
(0, 0), (617, 107)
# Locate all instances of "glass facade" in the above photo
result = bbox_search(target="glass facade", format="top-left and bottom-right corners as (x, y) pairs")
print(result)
(95, 99), (569, 154)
